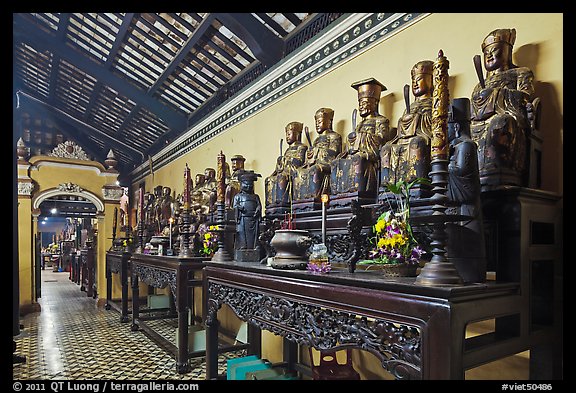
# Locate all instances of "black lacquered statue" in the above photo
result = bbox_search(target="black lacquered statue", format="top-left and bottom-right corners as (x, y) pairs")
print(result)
(446, 97), (487, 283)
(233, 170), (263, 262)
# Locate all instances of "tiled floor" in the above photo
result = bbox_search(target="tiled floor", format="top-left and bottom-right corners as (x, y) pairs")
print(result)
(13, 269), (243, 380)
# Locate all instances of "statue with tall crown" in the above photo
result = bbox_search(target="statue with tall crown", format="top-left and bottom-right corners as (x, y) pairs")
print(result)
(470, 28), (538, 189)
(380, 60), (434, 198)
(292, 108), (342, 207)
(265, 121), (308, 213)
(330, 78), (392, 205)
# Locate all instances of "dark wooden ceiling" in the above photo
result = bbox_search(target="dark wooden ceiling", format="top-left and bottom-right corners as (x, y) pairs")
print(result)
(13, 13), (344, 175)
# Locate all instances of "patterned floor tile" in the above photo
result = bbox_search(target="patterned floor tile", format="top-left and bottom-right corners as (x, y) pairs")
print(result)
(13, 270), (245, 380)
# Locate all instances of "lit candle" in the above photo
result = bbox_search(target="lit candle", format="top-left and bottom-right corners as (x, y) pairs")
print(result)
(431, 49), (450, 160)
(169, 217), (173, 250)
(321, 194), (329, 244)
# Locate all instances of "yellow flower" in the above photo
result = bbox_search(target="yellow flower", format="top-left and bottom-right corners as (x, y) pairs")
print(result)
(374, 219), (386, 234)
(204, 233), (211, 240)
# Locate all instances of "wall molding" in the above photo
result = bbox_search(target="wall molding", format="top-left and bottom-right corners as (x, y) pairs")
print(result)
(132, 12), (430, 182)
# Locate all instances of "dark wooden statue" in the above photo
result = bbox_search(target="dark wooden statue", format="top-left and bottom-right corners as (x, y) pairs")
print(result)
(233, 170), (263, 262)
(330, 78), (392, 206)
(380, 60), (434, 198)
(470, 28), (538, 190)
(446, 97), (487, 283)
(292, 108), (342, 206)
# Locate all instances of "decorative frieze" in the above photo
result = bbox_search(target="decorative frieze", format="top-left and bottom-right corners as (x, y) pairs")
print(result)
(58, 182), (83, 193)
(49, 141), (90, 161)
(18, 180), (35, 196)
(207, 281), (422, 379)
(132, 264), (177, 300)
(102, 185), (124, 201)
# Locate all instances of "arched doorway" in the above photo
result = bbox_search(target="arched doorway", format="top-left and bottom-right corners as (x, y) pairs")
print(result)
(33, 187), (104, 301)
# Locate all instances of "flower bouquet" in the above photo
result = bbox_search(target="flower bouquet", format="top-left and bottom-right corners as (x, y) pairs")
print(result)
(197, 223), (220, 257)
(358, 178), (428, 276)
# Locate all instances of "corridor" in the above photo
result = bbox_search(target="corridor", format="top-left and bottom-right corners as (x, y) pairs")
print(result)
(12, 269), (239, 380)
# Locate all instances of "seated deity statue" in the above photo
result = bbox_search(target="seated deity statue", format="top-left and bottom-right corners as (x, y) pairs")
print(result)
(330, 78), (392, 200)
(265, 122), (308, 207)
(292, 108), (342, 201)
(195, 168), (217, 214)
(191, 173), (208, 217)
(380, 60), (434, 189)
(225, 154), (246, 209)
(470, 28), (537, 189)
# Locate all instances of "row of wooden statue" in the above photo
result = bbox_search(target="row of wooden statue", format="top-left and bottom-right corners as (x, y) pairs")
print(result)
(137, 153), (264, 257)
(265, 28), (540, 212)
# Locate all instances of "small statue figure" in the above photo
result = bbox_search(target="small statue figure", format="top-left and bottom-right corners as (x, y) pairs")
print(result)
(202, 167), (218, 213)
(190, 173), (208, 220)
(233, 171), (263, 261)
(159, 186), (173, 231)
(470, 28), (537, 189)
(330, 78), (392, 200)
(381, 61), (434, 192)
(293, 108), (342, 201)
(265, 122), (308, 207)
(446, 97), (487, 283)
(225, 154), (246, 209)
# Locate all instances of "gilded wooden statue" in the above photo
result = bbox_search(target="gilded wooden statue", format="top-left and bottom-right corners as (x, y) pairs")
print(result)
(380, 60), (434, 191)
(225, 154), (246, 209)
(265, 121), (308, 208)
(470, 28), (537, 189)
(330, 78), (391, 201)
(292, 108), (342, 201)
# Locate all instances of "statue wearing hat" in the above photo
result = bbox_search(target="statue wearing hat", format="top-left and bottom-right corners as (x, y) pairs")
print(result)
(265, 121), (308, 209)
(233, 170), (262, 261)
(446, 97), (487, 283)
(380, 60), (434, 196)
(225, 154), (246, 209)
(330, 78), (392, 202)
(470, 28), (538, 189)
(292, 108), (342, 202)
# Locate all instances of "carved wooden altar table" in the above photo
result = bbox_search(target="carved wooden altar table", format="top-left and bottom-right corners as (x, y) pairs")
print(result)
(203, 261), (555, 380)
(130, 253), (205, 374)
(105, 250), (132, 322)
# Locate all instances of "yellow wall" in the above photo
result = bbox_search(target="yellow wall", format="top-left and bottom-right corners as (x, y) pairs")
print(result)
(132, 13), (562, 378)
(145, 13), (563, 199)
(18, 156), (121, 310)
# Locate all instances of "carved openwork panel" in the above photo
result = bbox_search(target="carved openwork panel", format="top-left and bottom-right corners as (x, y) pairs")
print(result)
(207, 281), (422, 379)
(107, 258), (122, 274)
(132, 264), (177, 300)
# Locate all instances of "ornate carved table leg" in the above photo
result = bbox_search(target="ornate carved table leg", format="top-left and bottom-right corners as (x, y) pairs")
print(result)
(176, 270), (191, 374)
(205, 295), (220, 379)
(105, 263), (111, 310)
(131, 271), (140, 332)
(120, 262), (129, 323)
